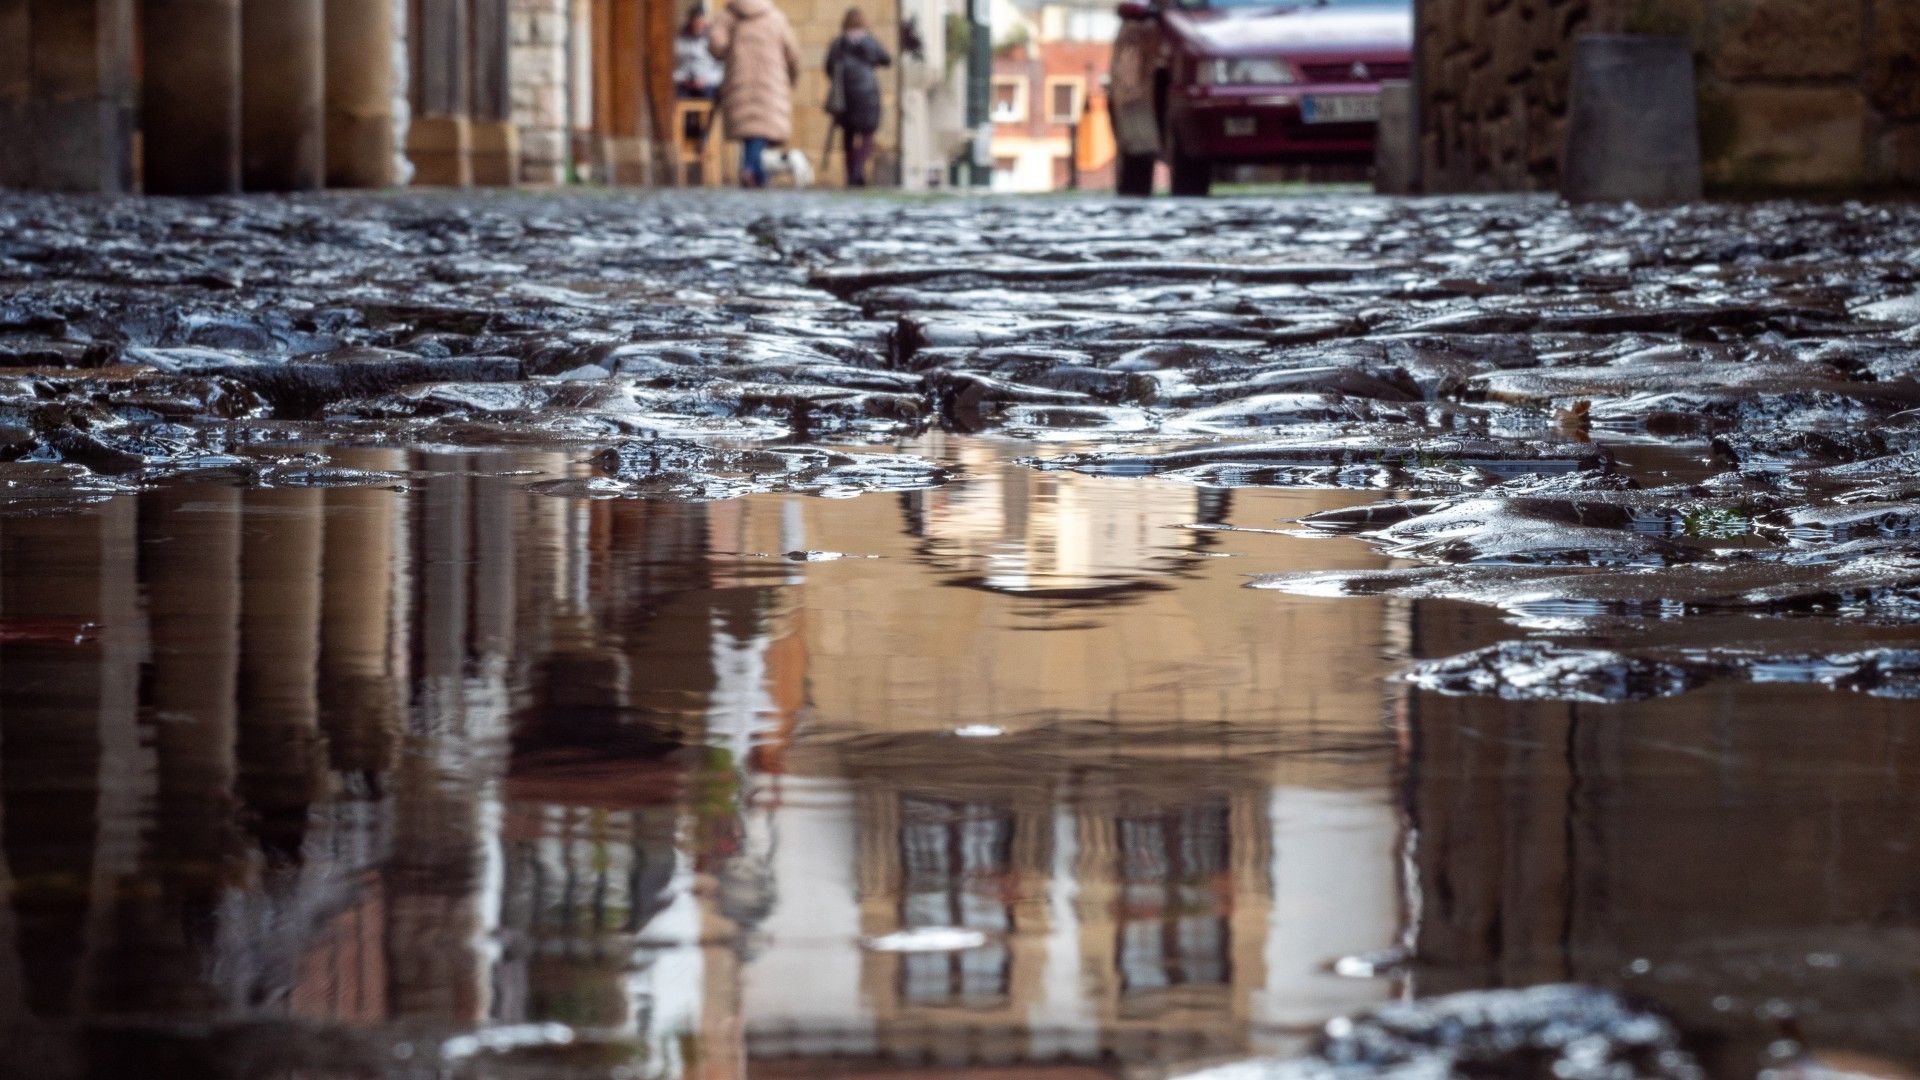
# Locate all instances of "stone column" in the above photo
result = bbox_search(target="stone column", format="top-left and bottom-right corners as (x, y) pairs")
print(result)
(644, 0), (674, 185)
(409, 0), (474, 185)
(325, 0), (398, 187)
(142, 0), (242, 194)
(604, 0), (648, 185)
(240, 0), (324, 190)
(469, 0), (519, 185)
(509, 0), (568, 184)
(0, 0), (136, 193)
(0, 1), (24, 189)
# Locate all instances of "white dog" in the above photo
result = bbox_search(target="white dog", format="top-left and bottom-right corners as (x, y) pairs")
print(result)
(762, 148), (815, 189)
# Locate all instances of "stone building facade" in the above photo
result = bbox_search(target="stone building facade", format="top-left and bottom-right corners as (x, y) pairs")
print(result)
(511, 0), (571, 183)
(1415, 0), (1920, 193)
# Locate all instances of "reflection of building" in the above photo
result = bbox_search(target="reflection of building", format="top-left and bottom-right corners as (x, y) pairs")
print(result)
(735, 738), (1400, 1071)
(849, 764), (1278, 1064)
(0, 447), (1408, 1079)
(797, 444), (1394, 741)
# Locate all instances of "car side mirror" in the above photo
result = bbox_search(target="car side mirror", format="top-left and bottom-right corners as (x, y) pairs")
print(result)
(1117, 1), (1153, 19)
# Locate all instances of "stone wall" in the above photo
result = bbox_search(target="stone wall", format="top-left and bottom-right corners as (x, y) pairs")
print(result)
(1416, 0), (1920, 193)
(511, 0), (571, 183)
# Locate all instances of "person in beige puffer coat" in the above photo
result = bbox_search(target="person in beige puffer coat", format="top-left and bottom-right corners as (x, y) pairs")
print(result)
(709, 0), (801, 187)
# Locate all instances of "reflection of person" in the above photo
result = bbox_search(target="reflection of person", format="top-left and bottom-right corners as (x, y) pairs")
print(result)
(674, 7), (725, 100)
(710, 0), (801, 188)
(825, 8), (891, 188)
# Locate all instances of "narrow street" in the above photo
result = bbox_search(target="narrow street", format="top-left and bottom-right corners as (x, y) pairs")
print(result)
(3, 188), (1920, 1077)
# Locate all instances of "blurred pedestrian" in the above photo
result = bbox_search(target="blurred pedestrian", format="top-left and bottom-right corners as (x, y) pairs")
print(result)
(825, 7), (891, 188)
(710, 0), (801, 189)
(675, 8), (725, 100)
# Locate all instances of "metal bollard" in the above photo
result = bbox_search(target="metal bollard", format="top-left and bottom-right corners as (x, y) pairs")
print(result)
(1561, 35), (1703, 205)
(1374, 80), (1415, 195)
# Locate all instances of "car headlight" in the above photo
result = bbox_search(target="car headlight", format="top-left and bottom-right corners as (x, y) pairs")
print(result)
(1202, 58), (1297, 86)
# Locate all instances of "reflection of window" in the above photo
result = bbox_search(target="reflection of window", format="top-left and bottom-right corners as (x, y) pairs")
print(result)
(898, 796), (1013, 1006)
(1115, 801), (1233, 993)
(990, 77), (1028, 123)
(1046, 77), (1085, 124)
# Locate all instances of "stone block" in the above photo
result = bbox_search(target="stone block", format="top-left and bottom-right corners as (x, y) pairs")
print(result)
(539, 11), (566, 44)
(1709, 0), (1861, 81)
(1703, 84), (1868, 189)
(1562, 34), (1701, 203)
(408, 114), (472, 186)
(1885, 122), (1920, 185)
(470, 118), (519, 186)
(1868, 1), (1920, 121)
(519, 126), (565, 160)
(1374, 80), (1416, 194)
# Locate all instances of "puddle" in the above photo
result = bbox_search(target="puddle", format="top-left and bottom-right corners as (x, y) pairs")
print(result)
(3, 190), (1920, 1078)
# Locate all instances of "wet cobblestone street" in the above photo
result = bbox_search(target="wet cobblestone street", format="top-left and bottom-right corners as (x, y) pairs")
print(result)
(3, 189), (1920, 1078)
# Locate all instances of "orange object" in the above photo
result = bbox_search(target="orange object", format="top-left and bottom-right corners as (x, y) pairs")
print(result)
(1076, 87), (1116, 174)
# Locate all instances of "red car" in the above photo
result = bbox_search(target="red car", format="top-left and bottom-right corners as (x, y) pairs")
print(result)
(1109, 0), (1412, 196)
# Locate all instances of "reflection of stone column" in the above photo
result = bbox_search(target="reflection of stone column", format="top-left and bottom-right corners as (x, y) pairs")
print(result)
(468, 0), (520, 185)
(241, 0), (325, 190)
(107, 487), (245, 1014)
(320, 452), (405, 780)
(325, 0), (398, 187)
(385, 459), (502, 1025)
(410, 0), (474, 185)
(0, 502), (144, 1018)
(77, 500), (150, 1019)
(0, 0), (137, 193)
(142, 0), (243, 194)
(0, 716), (18, 1022)
(0, 513), (102, 1018)
(238, 489), (327, 863)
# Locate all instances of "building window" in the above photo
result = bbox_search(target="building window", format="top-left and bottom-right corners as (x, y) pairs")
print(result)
(897, 796), (1014, 1006)
(990, 77), (1028, 123)
(1046, 77), (1085, 125)
(1114, 800), (1234, 995)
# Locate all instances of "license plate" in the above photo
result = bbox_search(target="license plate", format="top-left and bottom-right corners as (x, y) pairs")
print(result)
(1223, 116), (1257, 137)
(1302, 94), (1380, 124)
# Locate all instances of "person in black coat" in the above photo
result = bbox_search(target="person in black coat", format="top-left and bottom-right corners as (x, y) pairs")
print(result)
(825, 8), (892, 187)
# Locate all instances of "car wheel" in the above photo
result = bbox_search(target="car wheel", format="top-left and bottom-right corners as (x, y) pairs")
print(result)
(1169, 136), (1212, 197)
(1115, 152), (1155, 197)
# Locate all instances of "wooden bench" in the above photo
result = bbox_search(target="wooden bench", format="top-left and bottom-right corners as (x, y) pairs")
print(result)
(672, 100), (727, 187)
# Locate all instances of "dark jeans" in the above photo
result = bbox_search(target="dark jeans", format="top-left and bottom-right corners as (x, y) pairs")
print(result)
(740, 137), (769, 188)
(843, 128), (876, 188)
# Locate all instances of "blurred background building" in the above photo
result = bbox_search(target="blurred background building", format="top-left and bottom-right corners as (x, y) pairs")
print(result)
(987, 0), (1114, 192)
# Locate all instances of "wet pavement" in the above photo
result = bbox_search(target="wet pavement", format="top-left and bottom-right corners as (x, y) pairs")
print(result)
(2, 189), (1920, 1079)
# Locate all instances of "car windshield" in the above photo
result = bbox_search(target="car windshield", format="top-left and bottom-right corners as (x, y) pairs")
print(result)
(1174, 0), (1409, 11)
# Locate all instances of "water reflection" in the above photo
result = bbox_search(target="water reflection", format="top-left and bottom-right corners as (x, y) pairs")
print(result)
(0, 439), (1917, 1078)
